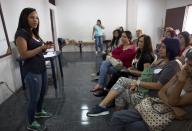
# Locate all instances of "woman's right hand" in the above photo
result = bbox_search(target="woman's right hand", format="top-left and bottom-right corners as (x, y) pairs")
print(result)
(129, 80), (137, 91)
(41, 43), (54, 52)
(172, 107), (187, 120)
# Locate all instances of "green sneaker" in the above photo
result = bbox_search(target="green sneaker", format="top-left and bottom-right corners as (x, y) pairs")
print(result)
(27, 121), (42, 131)
(35, 110), (52, 118)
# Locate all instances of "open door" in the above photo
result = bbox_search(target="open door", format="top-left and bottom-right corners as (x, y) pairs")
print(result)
(165, 6), (186, 31)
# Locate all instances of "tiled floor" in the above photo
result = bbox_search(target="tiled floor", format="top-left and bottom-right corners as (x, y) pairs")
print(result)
(0, 52), (111, 131)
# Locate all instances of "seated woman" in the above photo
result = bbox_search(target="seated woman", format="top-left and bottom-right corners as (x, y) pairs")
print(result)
(101, 29), (122, 62)
(87, 38), (181, 117)
(110, 29), (122, 50)
(106, 34), (155, 92)
(90, 31), (136, 94)
(178, 31), (192, 62)
(110, 49), (192, 131)
(164, 27), (176, 38)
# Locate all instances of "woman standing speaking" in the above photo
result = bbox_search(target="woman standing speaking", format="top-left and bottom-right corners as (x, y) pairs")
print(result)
(15, 8), (53, 131)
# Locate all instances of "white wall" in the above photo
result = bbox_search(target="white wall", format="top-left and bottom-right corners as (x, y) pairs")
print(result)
(56, 0), (127, 41)
(166, 0), (192, 9)
(127, 0), (139, 34)
(0, 0), (54, 104)
(127, 0), (166, 46)
(137, 0), (166, 45)
(0, 18), (8, 56)
(1, 0), (52, 41)
(56, 0), (166, 46)
(0, 56), (16, 104)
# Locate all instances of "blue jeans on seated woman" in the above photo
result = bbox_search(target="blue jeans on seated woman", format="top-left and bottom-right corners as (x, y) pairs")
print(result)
(24, 71), (47, 124)
(98, 60), (118, 88)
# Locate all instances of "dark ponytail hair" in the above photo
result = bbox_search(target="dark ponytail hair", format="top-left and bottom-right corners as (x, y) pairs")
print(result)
(97, 19), (101, 25)
(124, 30), (132, 40)
(138, 34), (153, 54)
(111, 29), (121, 47)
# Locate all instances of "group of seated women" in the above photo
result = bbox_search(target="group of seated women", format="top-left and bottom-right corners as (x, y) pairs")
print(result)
(87, 28), (192, 131)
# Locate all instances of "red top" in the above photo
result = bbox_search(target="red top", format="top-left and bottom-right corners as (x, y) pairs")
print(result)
(112, 44), (136, 68)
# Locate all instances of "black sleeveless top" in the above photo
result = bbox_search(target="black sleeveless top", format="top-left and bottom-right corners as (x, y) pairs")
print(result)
(137, 52), (154, 71)
(15, 29), (46, 75)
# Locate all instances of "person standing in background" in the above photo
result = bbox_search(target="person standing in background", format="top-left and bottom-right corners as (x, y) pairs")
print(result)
(133, 29), (143, 46)
(15, 8), (53, 131)
(92, 19), (105, 54)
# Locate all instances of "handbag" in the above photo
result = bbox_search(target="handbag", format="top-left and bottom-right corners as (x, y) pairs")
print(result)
(135, 97), (175, 131)
(106, 55), (123, 70)
(130, 92), (146, 106)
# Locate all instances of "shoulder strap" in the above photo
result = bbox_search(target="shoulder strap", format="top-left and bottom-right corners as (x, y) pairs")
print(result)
(175, 59), (183, 70)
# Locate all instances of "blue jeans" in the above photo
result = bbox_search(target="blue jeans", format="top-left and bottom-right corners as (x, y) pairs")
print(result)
(24, 71), (47, 124)
(95, 36), (103, 52)
(98, 60), (117, 88)
(111, 108), (149, 131)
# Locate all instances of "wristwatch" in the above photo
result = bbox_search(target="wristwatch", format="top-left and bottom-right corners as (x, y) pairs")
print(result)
(136, 79), (141, 87)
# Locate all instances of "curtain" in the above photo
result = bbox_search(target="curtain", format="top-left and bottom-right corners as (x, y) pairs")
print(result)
(183, 5), (192, 34)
